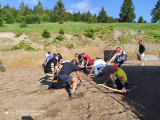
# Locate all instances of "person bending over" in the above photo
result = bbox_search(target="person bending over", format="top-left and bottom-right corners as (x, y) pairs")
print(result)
(88, 58), (106, 77)
(58, 59), (84, 98)
(112, 47), (127, 67)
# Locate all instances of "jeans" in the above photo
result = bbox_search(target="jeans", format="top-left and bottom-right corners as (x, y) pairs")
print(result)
(94, 64), (106, 76)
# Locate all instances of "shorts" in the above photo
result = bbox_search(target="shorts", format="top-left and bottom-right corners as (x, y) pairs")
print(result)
(138, 53), (144, 58)
(115, 78), (123, 90)
(58, 74), (73, 82)
(112, 74), (126, 90)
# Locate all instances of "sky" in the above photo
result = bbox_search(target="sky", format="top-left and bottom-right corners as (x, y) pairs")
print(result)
(0, 0), (158, 22)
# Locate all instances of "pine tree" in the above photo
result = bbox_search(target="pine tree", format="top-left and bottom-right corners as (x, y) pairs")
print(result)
(97, 7), (108, 23)
(86, 10), (93, 23)
(0, 4), (3, 26)
(23, 6), (32, 16)
(5, 13), (14, 24)
(93, 14), (97, 23)
(151, 0), (160, 23)
(19, 1), (25, 14)
(119, 0), (136, 22)
(138, 16), (143, 23)
(33, 1), (44, 15)
(53, 0), (66, 22)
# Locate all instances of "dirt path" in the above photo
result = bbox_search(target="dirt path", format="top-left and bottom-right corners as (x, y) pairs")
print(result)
(0, 60), (160, 120)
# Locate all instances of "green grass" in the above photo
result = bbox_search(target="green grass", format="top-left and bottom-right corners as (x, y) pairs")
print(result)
(0, 22), (160, 36)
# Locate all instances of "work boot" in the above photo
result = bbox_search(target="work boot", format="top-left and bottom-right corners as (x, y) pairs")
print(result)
(70, 92), (80, 98)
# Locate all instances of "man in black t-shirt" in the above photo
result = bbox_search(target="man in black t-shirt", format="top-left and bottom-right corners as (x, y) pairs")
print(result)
(58, 59), (84, 98)
(138, 40), (146, 66)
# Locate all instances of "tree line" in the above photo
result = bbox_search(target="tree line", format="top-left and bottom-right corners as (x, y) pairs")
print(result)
(0, 0), (160, 26)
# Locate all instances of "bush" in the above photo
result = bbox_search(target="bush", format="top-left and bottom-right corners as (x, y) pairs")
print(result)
(42, 15), (50, 22)
(20, 22), (28, 28)
(16, 16), (25, 23)
(11, 41), (35, 51)
(84, 28), (95, 38)
(56, 35), (63, 41)
(85, 28), (95, 33)
(42, 29), (51, 38)
(25, 15), (41, 24)
(85, 32), (94, 38)
(74, 34), (79, 37)
(59, 21), (64, 24)
(52, 39), (57, 43)
(66, 43), (74, 49)
(16, 32), (22, 37)
(59, 29), (64, 35)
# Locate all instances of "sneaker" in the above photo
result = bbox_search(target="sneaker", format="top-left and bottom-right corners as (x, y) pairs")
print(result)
(140, 64), (144, 66)
(48, 83), (54, 89)
(70, 92), (80, 98)
(75, 83), (81, 90)
(112, 85), (117, 89)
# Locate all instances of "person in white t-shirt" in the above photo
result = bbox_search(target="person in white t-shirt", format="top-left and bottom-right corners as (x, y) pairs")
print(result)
(112, 47), (127, 67)
(88, 58), (106, 77)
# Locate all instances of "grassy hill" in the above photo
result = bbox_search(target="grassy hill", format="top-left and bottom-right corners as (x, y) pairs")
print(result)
(0, 22), (160, 37)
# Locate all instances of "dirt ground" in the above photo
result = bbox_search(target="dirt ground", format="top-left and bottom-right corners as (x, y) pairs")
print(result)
(0, 60), (160, 120)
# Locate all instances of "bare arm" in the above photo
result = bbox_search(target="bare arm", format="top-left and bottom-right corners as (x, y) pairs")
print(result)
(76, 71), (84, 83)
(51, 63), (54, 74)
(88, 66), (94, 76)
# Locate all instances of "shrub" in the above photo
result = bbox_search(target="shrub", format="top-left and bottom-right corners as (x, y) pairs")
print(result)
(42, 15), (50, 22)
(56, 35), (63, 41)
(25, 15), (41, 24)
(20, 22), (28, 28)
(59, 29), (64, 35)
(52, 39), (57, 43)
(59, 21), (64, 24)
(85, 28), (95, 33)
(84, 28), (95, 38)
(42, 29), (51, 38)
(74, 34), (79, 37)
(11, 41), (35, 51)
(16, 32), (22, 37)
(85, 32), (94, 38)
(66, 43), (74, 49)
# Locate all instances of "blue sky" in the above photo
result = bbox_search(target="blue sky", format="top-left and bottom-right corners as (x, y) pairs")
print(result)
(0, 0), (158, 22)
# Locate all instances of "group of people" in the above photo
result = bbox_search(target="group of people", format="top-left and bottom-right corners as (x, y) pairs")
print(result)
(41, 40), (145, 98)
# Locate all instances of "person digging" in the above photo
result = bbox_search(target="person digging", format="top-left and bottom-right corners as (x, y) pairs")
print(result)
(109, 64), (129, 93)
(112, 47), (127, 67)
(58, 59), (84, 98)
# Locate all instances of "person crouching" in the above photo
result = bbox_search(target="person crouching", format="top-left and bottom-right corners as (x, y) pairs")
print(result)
(58, 59), (84, 98)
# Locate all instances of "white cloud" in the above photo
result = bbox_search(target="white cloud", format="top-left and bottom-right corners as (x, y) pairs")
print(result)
(71, 0), (90, 10)
(19, 0), (42, 5)
(67, 10), (73, 14)
(90, 8), (100, 14)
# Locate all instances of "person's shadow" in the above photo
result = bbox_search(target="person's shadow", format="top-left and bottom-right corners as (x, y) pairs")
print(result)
(39, 76), (71, 97)
(22, 116), (33, 120)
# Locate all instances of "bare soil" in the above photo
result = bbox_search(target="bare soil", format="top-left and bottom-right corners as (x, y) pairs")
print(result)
(0, 32), (160, 120)
(0, 60), (160, 120)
